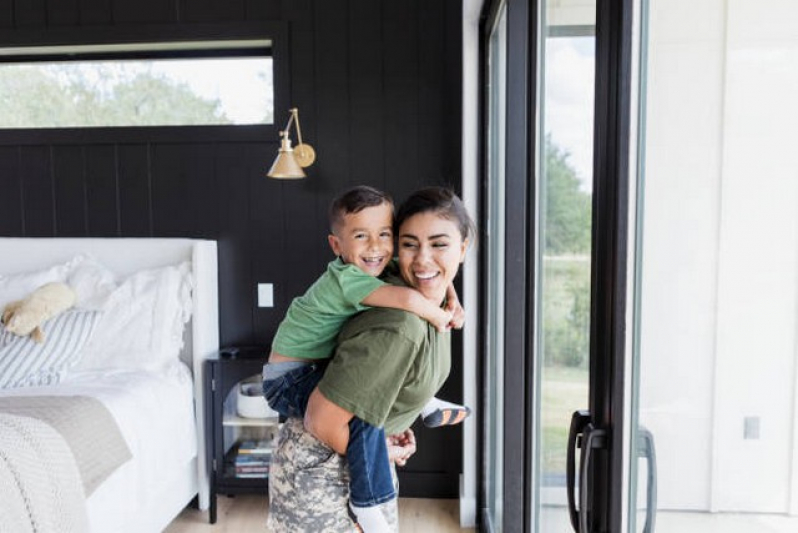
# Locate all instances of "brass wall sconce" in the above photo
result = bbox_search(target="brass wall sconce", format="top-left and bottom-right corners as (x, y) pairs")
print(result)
(267, 107), (316, 179)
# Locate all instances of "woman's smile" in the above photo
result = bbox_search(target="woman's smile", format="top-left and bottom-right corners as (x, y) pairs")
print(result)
(398, 212), (467, 304)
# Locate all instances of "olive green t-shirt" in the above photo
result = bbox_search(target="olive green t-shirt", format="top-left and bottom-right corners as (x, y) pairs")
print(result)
(317, 288), (451, 435)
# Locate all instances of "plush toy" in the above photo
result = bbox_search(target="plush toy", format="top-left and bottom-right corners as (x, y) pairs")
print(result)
(1, 282), (77, 343)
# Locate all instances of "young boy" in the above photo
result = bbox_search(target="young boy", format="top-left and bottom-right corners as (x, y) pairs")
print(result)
(262, 185), (469, 532)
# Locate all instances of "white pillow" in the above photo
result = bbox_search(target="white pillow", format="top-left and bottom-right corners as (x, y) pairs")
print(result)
(75, 262), (193, 371)
(0, 309), (102, 389)
(66, 255), (117, 310)
(0, 257), (81, 309)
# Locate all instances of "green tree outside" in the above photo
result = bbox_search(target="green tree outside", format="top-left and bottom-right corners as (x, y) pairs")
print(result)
(0, 63), (245, 128)
(542, 134), (592, 369)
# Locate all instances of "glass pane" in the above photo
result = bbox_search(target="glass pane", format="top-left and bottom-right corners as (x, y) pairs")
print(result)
(629, 1), (798, 531)
(536, 0), (595, 530)
(485, 4), (508, 531)
(0, 53), (272, 128)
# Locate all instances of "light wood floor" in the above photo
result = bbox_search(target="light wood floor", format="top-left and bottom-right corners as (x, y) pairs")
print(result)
(165, 495), (476, 533)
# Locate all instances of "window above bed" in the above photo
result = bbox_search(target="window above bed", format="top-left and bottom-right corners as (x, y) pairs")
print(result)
(0, 40), (273, 129)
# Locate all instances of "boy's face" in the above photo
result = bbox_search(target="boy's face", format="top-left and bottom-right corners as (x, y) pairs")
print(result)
(328, 202), (394, 277)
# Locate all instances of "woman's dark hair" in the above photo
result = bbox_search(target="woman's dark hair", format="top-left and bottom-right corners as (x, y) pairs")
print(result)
(395, 187), (475, 242)
(328, 185), (394, 233)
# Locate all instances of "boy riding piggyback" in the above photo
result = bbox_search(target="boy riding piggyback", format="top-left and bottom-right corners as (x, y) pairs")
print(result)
(262, 185), (469, 532)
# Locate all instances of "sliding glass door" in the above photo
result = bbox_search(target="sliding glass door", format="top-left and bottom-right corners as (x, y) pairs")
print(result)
(483, 1), (798, 532)
(484, 3), (508, 530)
(535, 0), (595, 530)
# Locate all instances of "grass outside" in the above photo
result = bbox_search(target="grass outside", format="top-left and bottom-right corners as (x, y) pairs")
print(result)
(540, 364), (589, 474)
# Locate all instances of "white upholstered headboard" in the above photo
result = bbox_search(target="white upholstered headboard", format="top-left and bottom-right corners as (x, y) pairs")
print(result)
(0, 237), (219, 510)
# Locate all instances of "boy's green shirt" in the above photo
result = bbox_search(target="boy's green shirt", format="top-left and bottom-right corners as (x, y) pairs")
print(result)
(271, 257), (385, 359)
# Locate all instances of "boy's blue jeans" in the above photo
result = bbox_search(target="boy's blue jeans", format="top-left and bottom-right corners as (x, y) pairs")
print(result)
(262, 360), (396, 507)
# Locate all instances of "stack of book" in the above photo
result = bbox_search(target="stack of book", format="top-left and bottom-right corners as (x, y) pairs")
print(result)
(234, 439), (272, 478)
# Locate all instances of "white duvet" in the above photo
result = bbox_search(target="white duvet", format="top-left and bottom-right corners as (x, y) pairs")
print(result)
(0, 362), (197, 533)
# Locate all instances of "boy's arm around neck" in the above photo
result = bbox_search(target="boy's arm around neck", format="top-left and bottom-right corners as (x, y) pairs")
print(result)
(362, 285), (452, 332)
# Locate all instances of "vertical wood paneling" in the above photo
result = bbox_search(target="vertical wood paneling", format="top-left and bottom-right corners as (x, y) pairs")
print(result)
(112, 0), (177, 24)
(383, 0), (420, 202)
(348, 0), (384, 191)
(48, 0), (80, 26)
(19, 146), (54, 237)
(117, 144), (152, 236)
(0, 147), (22, 235)
(0, 0), (14, 28)
(181, 0), (244, 23)
(315, 0), (349, 187)
(14, 0), (46, 27)
(250, 152), (288, 346)
(216, 143), (257, 346)
(84, 145), (118, 236)
(245, 0), (279, 21)
(79, 0), (112, 25)
(310, 0), (349, 293)
(151, 143), (218, 238)
(418, 0), (445, 186)
(442, 0), (463, 185)
(278, 0), (326, 311)
(53, 146), (87, 237)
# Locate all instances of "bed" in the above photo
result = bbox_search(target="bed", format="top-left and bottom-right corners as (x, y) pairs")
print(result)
(0, 238), (219, 532)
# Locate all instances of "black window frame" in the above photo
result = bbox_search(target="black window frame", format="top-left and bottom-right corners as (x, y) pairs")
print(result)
(0, 21), (288, 145)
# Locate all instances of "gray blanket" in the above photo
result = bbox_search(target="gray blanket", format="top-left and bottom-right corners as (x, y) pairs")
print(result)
(0, 413), (89, 533)
(0, 395), (132, 496)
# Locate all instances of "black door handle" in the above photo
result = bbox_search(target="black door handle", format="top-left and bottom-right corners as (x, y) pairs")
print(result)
(638, 427), (657, 533)
(579, 424), (607, 533)
(567, 410), (591, 532)
(567, 410), (607, 532)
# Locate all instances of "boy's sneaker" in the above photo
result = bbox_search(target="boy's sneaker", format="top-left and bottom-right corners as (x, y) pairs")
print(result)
(421, 398), (471, 428)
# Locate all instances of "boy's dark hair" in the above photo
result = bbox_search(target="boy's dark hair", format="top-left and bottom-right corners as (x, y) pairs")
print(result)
(395, 187), (475, 242)
(328, 186), (394, 233)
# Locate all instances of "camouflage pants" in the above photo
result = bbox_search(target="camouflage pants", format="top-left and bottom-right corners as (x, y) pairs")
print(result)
(266, 417), (399, 533)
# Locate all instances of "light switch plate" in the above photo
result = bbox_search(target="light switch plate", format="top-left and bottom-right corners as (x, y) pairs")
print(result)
(258, 283), (274, 308)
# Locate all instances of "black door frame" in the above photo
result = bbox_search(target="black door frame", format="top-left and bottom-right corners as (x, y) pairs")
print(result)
(588, 0), (633, 530)
(477, 0), (634, 531)
(478, 0), (539, 531)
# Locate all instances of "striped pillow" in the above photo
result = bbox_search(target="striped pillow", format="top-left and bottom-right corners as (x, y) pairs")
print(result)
(0, 309), (102, 389)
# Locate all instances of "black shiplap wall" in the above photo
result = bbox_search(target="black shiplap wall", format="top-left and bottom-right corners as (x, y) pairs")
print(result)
(0, 0), (464, 497)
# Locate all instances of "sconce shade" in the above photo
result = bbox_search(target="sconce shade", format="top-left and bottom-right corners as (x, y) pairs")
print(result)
(267, 135), (306, 179)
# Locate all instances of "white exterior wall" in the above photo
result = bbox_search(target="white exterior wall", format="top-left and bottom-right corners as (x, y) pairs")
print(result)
(639, 0), (798, 513)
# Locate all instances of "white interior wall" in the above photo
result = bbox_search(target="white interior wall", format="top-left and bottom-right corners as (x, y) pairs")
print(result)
(639, 0), (798, 513)
(638, 0), (726, 512)
(461, 0), (482, 528)
(712, 0), (798, 513)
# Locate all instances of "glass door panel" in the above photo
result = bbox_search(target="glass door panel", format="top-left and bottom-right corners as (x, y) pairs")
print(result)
(628, 1), (798, 531)
(535, 1), (596, 530)
(485, 4), (508, 531)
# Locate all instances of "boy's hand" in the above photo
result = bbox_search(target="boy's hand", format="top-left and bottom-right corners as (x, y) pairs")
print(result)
(431, 307), (454, 333)
(444, 298), (465, 330)
(387, 429), (416, 466)
(445, 283), (465, 330)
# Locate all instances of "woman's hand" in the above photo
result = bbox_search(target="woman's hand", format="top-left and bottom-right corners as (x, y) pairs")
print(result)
(386, 429), (417, 466)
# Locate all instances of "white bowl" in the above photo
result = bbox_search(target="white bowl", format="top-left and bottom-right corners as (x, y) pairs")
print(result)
(236, 378), (278, 419)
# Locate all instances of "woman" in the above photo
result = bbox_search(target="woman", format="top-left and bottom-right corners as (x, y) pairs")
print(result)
(267, 187), (474, 532)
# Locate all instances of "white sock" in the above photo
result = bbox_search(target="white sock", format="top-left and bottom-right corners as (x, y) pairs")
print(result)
(420, 396), (463, 418)
(350, 502), (391, 533)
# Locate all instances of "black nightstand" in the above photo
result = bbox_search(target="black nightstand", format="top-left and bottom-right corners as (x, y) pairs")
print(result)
(205, 347), (278, 524)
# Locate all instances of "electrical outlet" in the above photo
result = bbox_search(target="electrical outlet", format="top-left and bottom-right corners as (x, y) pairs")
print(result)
(258, 283), (274, 308)
(744, 416), (760, 440)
